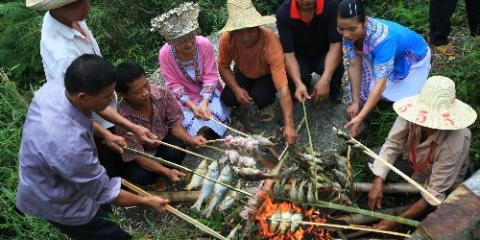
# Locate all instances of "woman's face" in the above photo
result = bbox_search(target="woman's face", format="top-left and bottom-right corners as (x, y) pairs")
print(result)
(172, 34), (196, 56)
(337, 16), (366, 42)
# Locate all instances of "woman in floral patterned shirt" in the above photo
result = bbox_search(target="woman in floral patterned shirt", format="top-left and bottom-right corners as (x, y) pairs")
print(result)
(337, 0), (431, 137)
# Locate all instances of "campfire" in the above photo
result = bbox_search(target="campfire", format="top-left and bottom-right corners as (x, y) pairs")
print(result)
(255, 193), (333, 240)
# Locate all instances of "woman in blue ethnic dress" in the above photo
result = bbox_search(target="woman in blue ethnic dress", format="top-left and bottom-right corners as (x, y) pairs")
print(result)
(337, 0), (431, 137)
(152, 2), (230, 138)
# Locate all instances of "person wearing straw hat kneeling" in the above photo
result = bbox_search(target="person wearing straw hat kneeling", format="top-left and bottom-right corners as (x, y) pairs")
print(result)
(16, 55), (169, 240)
(218, 0), (298, 145)
(367, 76), (477, 231)
(26, 0), (158, 178)
(152, 2), (231, 140)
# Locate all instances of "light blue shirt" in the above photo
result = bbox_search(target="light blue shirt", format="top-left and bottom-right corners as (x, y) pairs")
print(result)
(16, 82), (121, 225)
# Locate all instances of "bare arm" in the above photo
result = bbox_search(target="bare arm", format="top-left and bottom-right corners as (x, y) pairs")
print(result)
(92, 121), (126, 154)
(285, 53), (310, 102)
(312, 42), (343, 102)
(169, 122), (206, 146)
(113, 189), (169, 212)
(277, 86), (298, 145)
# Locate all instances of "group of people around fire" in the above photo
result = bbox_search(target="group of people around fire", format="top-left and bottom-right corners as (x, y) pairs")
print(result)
(16, 0), (478, 239)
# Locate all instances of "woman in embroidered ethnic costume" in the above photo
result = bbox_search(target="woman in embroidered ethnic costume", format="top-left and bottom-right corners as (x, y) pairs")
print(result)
(337, 0), (431, 137)
(152, 3), (230, 137)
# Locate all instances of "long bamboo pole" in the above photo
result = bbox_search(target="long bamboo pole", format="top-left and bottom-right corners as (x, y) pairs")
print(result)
(155, 140), (217, 162)
(121, 179), (227, 240)
(208, 117), (251, 138)
(268, 218), (411, 238)
(332, 127), (442, 206)
(123, 147), (253, 197)
(277, 198), (419, 227)
(271, 117), (306, 176)
(301, 101), (314, 154)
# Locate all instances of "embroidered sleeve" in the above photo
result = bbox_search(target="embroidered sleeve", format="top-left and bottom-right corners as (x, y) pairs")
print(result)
(343, 39), (357, 59)
(372, 39), (396, 82)
(173, 87), (190, 104)
(201, 85), (216, 102)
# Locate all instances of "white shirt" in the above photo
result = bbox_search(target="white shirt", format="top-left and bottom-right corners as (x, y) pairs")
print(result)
(40, 12), (115, 129)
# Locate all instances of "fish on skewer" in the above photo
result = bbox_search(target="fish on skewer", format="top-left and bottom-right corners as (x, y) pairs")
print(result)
(289, 179), (298, 201)
(232, 166), (276, 181)
(290, 213), (303, 232)
(270, 210), (282, 232)
(225, 150), (240, 165)
(191, 161), (220, 211)
(184, 159), (208, 190)
(297, 180), (307, 202)
(218, 182), (241, 211)
(203, 165), (234, 218)
(238, 156), (257, 168)
(278, 211), (293, 234)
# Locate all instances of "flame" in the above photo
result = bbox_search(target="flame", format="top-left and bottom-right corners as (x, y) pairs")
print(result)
(255, 194), (333, 240)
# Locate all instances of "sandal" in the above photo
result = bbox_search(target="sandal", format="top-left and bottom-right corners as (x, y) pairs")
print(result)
(432, 43), (455, 56)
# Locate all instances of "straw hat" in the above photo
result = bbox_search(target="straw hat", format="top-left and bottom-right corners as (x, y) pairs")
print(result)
(393, 76), (477, 130)
(218, 0), (276, 33)
(150, 2), (200, 42)
(26, 0), (77, 11)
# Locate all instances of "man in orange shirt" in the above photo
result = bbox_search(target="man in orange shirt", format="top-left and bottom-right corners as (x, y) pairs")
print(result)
(218, 0), (298, 145)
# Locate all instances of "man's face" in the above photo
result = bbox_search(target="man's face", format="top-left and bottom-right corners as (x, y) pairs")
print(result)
(80, 82), (116, 112)
(123, 75), (151, 107)
(232, 27), (260, 48)
(296, 0), (316, 11)
(63, 0), (91, 21)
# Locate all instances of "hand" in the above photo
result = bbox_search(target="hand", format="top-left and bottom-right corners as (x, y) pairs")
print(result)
(132, 125), (158, 146)
(368, 177), (384, 210)
(104, 132), (127, 154)
(166, 169), (186, 183)
(374, 220), (398, 231)
(294, 83), (310, 102)
(347, 101), (360, 119)
(283, 125), (298, 145)
(145, 196), (170, 212)
(198, 100), (212, 120)
(234, 87), (253, 105)
(188, 135), (207, 147)
(344, 114), (364, 137)
(312, 78), (330, 103)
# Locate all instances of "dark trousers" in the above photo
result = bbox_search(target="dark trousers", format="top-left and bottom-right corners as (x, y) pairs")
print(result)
(429, 0), (480, 46)
(94, 127), (123, 178)
(220, 66), (277, 109)
(295, 54), (344, 100)
(50, 204), (131, 240)
(121, 133), (186, 186)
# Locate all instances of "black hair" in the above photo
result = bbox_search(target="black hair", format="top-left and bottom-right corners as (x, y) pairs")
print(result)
(338, 0), (367, 23)
(115, 62), (146, 94)
(65, 54), (118, 96)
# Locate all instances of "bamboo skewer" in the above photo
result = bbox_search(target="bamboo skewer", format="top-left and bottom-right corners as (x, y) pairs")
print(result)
(271, 117), (306, 176)
(208, 117), (251, 138)
(121, 179), (227, 240)
(155, 140), (217, 162)
(301, 101), (314, 154)
(277, 198), (419, 227)
(268, 218), (411, 238)
(332, 127), (442, 206)
(123, 147), (253, 197)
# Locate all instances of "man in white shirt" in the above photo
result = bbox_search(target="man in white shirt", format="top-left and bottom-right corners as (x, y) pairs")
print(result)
(27, 0), (158, 176)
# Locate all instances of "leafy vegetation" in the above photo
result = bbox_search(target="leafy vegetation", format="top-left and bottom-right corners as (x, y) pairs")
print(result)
(0, 0), (479, 239)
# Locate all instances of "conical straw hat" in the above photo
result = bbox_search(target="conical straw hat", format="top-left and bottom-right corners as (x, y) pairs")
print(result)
(26, 0), (77, 11)
(393, 76), (477, 130)
(218, 0), (276, 33)
(150, 2), (200, 42)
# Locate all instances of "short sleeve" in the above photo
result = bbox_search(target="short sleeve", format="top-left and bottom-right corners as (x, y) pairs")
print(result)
(326, 1), (342, 43)
(372, 40), (396, 82)
(217, 32), (233, 69)
(343, 39), (357, 59)
(265, 32), (289, 89)
(276, 9), (295, 53)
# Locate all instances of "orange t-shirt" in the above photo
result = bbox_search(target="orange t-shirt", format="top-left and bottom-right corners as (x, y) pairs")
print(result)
(217, 27), (288, 90)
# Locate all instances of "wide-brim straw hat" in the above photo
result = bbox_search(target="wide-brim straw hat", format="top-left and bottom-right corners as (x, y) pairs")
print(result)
(218, 0), (276, 34)
(393, 76), (477, 130)
(26, 0), (77, 11)
(150, 2), (200, 43)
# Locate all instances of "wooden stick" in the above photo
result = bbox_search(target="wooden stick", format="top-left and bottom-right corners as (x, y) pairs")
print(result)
(336, 206), (410, 225)
(271, 117), (306, 176)
(123, 147), (253, 197)
(209, 117), (251, 138)
(332, 127), (442, 206)
(277, 198), (419, 227)
(148, 191), (200, 203)
(301, 101), (314, 154)
(268, 218), (411, 238)
(201, 139), (225, 145)
(121, 179), (227, 240)
(155, 140), (217, 162)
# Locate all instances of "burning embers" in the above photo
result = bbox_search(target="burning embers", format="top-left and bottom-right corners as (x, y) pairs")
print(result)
(256, 194), (332, 240)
